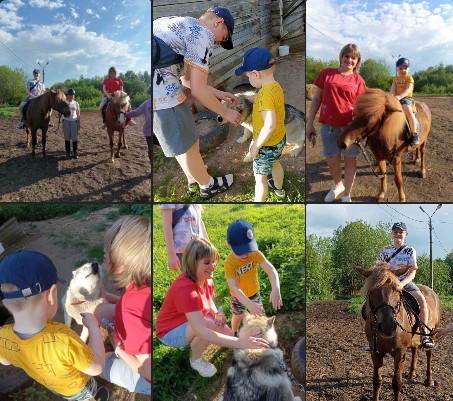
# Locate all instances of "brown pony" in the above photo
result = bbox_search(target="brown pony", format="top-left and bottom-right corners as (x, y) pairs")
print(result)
(104, 90), (130, 162)
(355, 262), (440, 401)
(338, 88), (431, 202)
(24, 90), (71, 158)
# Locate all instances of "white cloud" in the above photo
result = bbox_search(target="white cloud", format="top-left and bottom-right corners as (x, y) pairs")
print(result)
(29, 0), (65, 9)
(0, 0), (24, 30)
(101, 6), (107, 11)
(131, 18), (140, 27)
(70, 7), (79, 19)
(86, 8), (93, 15)
(115, 13), (126, 21)
(307, 0), (453, 72)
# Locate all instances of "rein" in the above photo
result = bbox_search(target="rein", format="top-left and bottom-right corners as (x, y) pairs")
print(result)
(366, 291), (433, 353)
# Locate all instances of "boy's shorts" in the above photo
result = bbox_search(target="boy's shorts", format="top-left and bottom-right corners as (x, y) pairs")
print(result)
(399, 97), (413, 106)
(153, 101), (199, 157)
(231, 292), (262, 315)
(321, 124), (359, 158)
(403, 281), (420, 292)
(159, 321), (190, 348)
(49, 376), (97, 400)
(253, 136), (286, 175)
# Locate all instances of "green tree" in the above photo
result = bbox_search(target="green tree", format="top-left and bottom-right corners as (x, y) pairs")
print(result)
(415, 254), (452, 295)
(306, 57), (338, 84)
(306, 234), (334, 299)
(0, 66), (28, 106)
(331, 221), (391, 295)
(360, 59), (393, 90)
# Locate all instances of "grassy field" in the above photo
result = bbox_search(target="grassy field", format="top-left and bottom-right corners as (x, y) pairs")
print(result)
(152, 204), (305, 401)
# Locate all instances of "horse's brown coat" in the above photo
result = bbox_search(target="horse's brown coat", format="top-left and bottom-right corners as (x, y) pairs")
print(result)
(338, 88), (432, 202)
(104, 90), (130, 162)
(356, 263), (441, 401)
(24, 90), (70, 157)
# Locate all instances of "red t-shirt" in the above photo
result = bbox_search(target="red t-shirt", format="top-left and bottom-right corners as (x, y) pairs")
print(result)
(156, 273), (215, 339)
(314, 68), (366, 127)
(115, 283), (151, 356)
(103, 77), (124, 96)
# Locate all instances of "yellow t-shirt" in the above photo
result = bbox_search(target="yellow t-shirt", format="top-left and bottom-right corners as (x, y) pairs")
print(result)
(393, 74), (414, 98)
(0, 322), (94, 396)
(224, 250), (265, 297)
(252, 82), (286, 146)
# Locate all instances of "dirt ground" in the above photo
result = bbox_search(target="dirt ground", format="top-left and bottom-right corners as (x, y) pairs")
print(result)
(0, 111), (150, 202)
(152, 52), (305, 201)
(0, 207), (149, 400)
(306, 97), (453, 202)
(306, 300), (453, 401)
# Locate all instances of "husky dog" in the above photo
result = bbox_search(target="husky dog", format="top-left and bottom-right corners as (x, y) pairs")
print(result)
(223, 92), (305, 162)
(220, 313), (301, 401)
(62, 262), (107, 342)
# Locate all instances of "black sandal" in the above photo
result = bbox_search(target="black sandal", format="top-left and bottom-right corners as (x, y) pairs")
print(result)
(267, 174), (284, 197)
(200, 175), (233, 199)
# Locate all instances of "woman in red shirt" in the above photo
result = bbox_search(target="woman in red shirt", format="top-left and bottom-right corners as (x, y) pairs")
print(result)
(94, 214), (151, 394)
(307, 44), (366, 203)
(156, 238), (269, 378)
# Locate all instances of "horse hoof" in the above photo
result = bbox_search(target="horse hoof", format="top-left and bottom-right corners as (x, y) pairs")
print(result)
(421, 170), (426, 178)
(115, 153), (121, 158)
(124, 144), (129, 150)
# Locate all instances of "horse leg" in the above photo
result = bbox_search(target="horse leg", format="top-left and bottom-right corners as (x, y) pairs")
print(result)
(123, 130), (128, 149)
(26, 127), (31, 148)
(392, 350), (406, 401)
(425, 349), (434, 387)
(31, 129), (38, 158)
(392, 156), (406, 202)
(409, 345), (418, 381)
(115, 129), (123, 159)
(420, 141), (426, 178)
(42, 128), (47, 158)
(108, 129), (114, 162)
(377, 160), (387, 201)
(371, 353), (384, 401)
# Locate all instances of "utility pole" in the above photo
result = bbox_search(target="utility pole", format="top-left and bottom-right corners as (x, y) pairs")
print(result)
(419, 204), (442, 289)
(38, 61), (49, 84)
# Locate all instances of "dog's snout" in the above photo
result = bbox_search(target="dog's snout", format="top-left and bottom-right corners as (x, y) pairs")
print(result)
(91, 262), (99, 274)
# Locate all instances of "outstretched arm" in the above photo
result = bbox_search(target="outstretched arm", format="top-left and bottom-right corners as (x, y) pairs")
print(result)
(260, 259), (283, 310)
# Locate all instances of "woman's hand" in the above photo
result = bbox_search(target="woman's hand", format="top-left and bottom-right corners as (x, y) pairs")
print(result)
(168, 252), (181, 271)
(217, 91), (238, 104)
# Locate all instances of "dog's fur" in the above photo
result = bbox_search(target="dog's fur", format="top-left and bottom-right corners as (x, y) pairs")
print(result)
(62, 262), (107, 342)
(223, 92), (305, 162)
(220, 313), (301, 401)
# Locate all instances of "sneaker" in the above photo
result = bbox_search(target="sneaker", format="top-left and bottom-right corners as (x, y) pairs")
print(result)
(189, 357), (217, 377)
(200, 174), (233, 199)
(267, 174), (285, 197)
(422, 336), (435, 349)
(129, 119), (137, 126)
(94, 386), (109, 401)
(65, 152), (71, 159)
(73, 152), (78, 159)
(410, 133), (420, 146)
(324, 182), (345, 202)
(341, 195), (352, 203)
(16, 122), (25, 129)
(100, 122), (106, 129)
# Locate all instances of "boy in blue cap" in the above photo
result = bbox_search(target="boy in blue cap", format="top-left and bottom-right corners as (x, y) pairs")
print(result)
(224, 220), (283, 335)
(153, 7), (242, 199)
(235, 48), (287, 201)
(390, 57), (420, 145)
(0, 250), (109, 400)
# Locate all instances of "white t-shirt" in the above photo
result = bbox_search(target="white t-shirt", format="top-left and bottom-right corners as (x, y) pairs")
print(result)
(153, 16), (214, 110)
(27, 79), (45, 97)
(63, 100), (79, 121)
(161, 204), (204, 254)
(378, 245), (417, 282)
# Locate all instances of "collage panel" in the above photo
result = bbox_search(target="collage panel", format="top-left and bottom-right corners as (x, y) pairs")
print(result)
(152, 1), (305, 203)
(0, 1), (151, 203)
(152, 203), (305, 400)
(305, 0), (453, 203)
(0, 203), (151, 399)
(306, 203), (453, 400)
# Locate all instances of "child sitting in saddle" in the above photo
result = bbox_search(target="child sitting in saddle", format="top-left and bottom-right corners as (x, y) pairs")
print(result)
(390, 57), (419, 146)
(17, 69), (45, 129)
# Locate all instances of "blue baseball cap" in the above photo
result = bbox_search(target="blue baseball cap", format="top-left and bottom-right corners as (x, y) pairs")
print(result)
(235, 48), (275, 76)
(396, 57), (410, 67)
(210, 7), (234, 50)
(0, 250), (63, 299)
(391, 222), (407, 232)
(227, 220), (258, 256)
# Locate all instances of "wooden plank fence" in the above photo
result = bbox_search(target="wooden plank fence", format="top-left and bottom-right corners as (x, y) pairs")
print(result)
(0, 217), (25, 248)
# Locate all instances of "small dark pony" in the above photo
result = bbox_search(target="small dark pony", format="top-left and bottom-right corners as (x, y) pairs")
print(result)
(104, 90), (130, 162)
(338, 88), (431, 202)
(355, 262), (440, 401)
(24, 90), (71, 158)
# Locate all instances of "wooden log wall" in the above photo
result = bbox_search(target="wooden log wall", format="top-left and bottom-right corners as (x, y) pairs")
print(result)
(152, 0), (305, 88)
(0, 217), (25, 247)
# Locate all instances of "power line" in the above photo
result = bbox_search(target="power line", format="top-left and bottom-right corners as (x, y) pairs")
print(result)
(433, 228), (450, 255)
(306, 23), (343, 46)
(377, 204), (424, 231)
(0, 38), (35, 70)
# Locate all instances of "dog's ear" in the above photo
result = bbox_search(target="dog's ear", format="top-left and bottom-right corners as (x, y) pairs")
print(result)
(267, 316), (276, 328)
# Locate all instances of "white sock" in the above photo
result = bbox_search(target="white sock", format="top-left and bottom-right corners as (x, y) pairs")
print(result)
(200, 176), (214, 189)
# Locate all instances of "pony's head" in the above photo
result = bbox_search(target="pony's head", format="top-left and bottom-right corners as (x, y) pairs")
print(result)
(356, 262), (409, 336)
(111, 90), (130, 124)
(50, 89), (71, 117)
(338, 88), (406, 150)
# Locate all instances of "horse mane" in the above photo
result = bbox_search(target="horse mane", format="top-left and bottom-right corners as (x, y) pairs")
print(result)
(363, 261), (402, 294)
(111, 90), (130, 105)
(29, 90), (66, 112)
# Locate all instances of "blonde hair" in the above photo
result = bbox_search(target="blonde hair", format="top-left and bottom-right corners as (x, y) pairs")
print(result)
(199, 9), (219, 21)
(104, 215), (151, 289)
(1, 283), (43, 313)
(181, 238), (220, 283)
(339, 43), (362, 74)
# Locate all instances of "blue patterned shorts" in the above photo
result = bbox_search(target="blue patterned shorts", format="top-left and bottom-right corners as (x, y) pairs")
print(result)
(230, 292), (262, 315)
(253, 136), (286, 175)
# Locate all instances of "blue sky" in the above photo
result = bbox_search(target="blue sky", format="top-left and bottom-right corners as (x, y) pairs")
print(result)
(307, 0), (453, 73)
(306, 204), (453, 260)
(0, 0), (150, 86)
